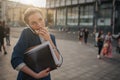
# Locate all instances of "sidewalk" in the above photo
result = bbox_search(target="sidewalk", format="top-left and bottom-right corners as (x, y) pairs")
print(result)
(0, 27), (120, 80)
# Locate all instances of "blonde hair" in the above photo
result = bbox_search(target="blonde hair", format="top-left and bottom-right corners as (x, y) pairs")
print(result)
(24, 8), (43, 24)
(103, 43), (108, 48)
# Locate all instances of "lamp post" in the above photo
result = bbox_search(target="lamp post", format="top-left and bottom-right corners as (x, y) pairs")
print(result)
(112, 0), (115, 34)
(94, 0), (99, 33)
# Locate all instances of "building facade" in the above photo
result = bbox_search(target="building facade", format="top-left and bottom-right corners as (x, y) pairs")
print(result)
(0, 0), (47, 27)
(46, 0), (120, 34)
(0, 0), (7, 21)
(6, 1), (47, 27)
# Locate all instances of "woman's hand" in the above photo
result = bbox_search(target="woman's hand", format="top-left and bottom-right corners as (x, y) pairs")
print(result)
(21, 65), (50, 79)
(35, 68), (50, 79)
(37, 27), (51, 41)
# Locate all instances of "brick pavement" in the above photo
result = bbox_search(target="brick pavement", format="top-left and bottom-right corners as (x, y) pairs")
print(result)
(0, 27), (120, 80)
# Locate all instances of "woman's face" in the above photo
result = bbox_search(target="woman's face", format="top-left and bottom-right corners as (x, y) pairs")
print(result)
(28, 12), (45, 30)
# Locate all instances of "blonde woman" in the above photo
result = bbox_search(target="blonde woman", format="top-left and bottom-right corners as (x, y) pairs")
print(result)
(11, 8), (62, 80)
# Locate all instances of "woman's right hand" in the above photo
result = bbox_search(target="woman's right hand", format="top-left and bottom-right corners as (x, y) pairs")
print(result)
(21, 65), (50, 79)
(35, 68), (50, 79)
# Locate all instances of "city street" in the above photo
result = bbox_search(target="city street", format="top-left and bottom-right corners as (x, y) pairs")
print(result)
(0, 27), (120, 80)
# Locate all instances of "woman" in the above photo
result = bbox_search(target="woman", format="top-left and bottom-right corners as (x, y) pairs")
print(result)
(103, 32), (112, 57)
(116, 36), (120, 53)
(0, 21), (7, 55)
(97, 30), (104, 59)
(84, 28), (89, 44)
(11, 8), (62, 80)
(78, 28), (84, 44)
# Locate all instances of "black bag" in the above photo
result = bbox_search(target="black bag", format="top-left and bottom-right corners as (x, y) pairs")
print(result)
(24, 41), (57, 72)
(97, 41), (103, 47)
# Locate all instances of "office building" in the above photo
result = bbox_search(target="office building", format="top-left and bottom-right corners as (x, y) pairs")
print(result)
(46, 0), (120, 33)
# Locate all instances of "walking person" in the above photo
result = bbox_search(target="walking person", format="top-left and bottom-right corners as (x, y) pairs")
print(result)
(116, 36), (120, 54)
(103, 32), (113, 57)
(5, 25), (11, 46)
(94, 31), (98, 47)
(11, 8), (63, 80)
(78, 28), (84, 44)
(97, 30), (104, 59)
(83, 28), (89, 44)
(0, 21), (7, 55)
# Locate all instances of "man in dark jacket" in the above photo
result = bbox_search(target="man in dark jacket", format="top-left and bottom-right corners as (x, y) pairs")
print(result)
(0, 21), (7, 54)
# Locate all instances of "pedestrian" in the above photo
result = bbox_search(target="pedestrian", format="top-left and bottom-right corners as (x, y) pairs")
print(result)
(97, 30), (104, 59)
(83, 28), (89, 44)
(103, 32), (112, 57)
(116, 36), (120, 54)
(101, 41), (109, 56)
(5, 25), (11, 46)
(0, 21), (7, 55)
(78, 28), (84, 44)
(11, 8), (63, 80)
(94, 31), (98, 47)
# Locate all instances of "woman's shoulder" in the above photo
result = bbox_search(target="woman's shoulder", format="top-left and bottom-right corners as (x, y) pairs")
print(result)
(22, 27), (35, 36)
(20, 27), (37, 40)
(22, 27), (31, 33)
(50, 34), (55, 37)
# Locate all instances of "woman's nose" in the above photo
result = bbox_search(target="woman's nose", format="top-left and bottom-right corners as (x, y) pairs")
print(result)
(36, 22), (42, 27)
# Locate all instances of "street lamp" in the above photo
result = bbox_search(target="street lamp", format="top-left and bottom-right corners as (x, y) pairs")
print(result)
(112, 0), (115, 34)
(94, 0), (99, 33)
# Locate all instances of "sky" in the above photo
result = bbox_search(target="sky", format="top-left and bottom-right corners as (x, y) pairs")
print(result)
(9, 0), (46, 7)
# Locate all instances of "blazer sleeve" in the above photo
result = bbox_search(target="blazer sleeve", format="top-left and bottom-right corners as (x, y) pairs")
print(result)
(50, 34), (63, 66)
(11, 29), (29, 69)
(50, 34), (56, 46)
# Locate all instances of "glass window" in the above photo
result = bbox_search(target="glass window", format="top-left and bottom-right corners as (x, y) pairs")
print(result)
(98, 4), (112, 26)
(79, 0), (85, 3)
(67, 7), (78, 26)
(72, 0), (78, 5)
(86, 0), (94, 3)
(79, 5), (94, 26)
(72, 7), (79, 25)
(57, 8), (66, 25)
(50, 0), (55, 7)
(60, 0), (65, 6)
(99, 9), (111, 18)
(55, 0), (60, 7)
(67, 8), (72, 25)
(66, 0), (71, 6)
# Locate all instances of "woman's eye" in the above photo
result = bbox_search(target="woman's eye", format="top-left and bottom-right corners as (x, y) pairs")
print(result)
(39, 18), (42, 21)
(31, 22), (37, 25)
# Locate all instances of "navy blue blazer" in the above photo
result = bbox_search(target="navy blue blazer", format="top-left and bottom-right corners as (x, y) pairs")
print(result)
(11, 28), (57, 80)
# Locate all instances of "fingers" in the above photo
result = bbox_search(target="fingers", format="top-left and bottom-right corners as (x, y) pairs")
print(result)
(41, 68), (50, 76)
(45, 68), (51, 72)
(42, 27), (49, 34)
(36, 27), (51, 41)
(38, 27), (49, 35)
(36, 68), (50, 79)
